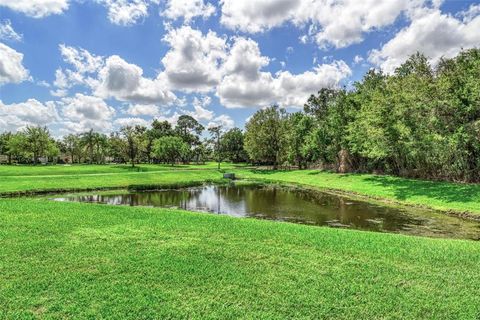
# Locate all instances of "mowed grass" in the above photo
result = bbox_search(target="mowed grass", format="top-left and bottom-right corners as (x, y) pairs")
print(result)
(0, 168), (226, 194)
(0, 162), (243, 177)
(0, 199), (479, 319)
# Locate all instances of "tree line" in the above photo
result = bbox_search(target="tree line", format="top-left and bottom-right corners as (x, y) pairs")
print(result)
(1, 49), (479, 182)
(243, 48), (480, 182)
(0, 115), (247, 167)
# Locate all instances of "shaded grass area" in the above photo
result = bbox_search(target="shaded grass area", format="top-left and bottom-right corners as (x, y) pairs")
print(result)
(235, 169), (480, 215)
(1, 199), (479, 319)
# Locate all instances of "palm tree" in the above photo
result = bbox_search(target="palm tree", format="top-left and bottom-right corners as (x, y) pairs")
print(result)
(25, 126), (51, 165)
(93, 133), (108, 164)
(80, 129), (96, 164)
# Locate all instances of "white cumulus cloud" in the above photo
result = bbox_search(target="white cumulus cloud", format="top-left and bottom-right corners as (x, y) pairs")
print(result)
(161, 26), (227, 92)
(162, 0), (215, 23)
(95, 0), (159, 26)
(60, 93), (116, 133)
(208, 114), (234, 129)
(0, 99), (58, 132)
(126, 104), (162, 117)
(0, 20), (22, 41)
(216, 37), (351, 108)
(220, 0), (433, 49)
(95, 55), (176, 105)
(115, 117), (150, 127)
(0, 43), (29, 85)
(0, 0), (69, 18)
(369, 7), (480, 73)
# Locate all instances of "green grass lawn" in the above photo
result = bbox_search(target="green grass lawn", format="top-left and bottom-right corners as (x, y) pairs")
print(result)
(0, 162), (243, 177)
(0, 168), (226, 194)
(1, 199), (479, 319)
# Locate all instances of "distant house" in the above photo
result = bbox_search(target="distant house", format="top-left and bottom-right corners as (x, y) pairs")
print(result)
(38, 157), (48, 164)
(0, 155), (8, 164)
(59, 154), (72, 164)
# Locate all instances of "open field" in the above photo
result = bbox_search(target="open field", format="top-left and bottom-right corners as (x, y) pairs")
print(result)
(1, 198), (480, 319)
(0, 166), (228, 194)
(0, 162), (243, 176)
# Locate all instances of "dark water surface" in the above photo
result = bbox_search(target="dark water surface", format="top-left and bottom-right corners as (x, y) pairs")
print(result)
(54, 184), (480, 240)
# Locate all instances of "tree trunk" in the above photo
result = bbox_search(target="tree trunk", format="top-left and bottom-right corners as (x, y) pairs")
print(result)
(337, 148), (352, 173)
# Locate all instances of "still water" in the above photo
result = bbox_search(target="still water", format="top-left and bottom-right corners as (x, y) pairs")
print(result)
(55, 184), (480, 240)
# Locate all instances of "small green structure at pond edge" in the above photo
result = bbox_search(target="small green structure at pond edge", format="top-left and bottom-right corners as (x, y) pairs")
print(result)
(223, 173), (235, 179)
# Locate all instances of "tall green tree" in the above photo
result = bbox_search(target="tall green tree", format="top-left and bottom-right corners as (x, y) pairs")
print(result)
(146, 120), (174, 163)
(221, 128), (247, 163)
(0, 132), (12, 164)
(120, 126), (146, 167)
(63, 134), (81, 164)
(175, 115), (204, 162)
(244, 105), (287, 169)
(284, 113), (314, 169)
(24, 126), (53, 164)
(6, 132), (28, 163)
(152, 136), (189, 166)
(208, 125), (223, 170)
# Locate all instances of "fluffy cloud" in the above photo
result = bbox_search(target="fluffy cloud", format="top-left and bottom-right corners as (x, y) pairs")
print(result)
(274, 61), (352, 107)
(126, 104), (161, 117)
(0, 0), (69, 18)
(51, 45), (103, 96)
(217, 72), (276, 108)
(0, 43), (29, 85)
(189, 105), (214, 121)
(353, 55), (364, 65)
(459, 4), (480, 23)
(0, 20), (22, 41)
(220, 0), (432, 49)
(0, 0), (160, 25)
(52, 46), (176, 105)
(369, 7), (480, 73)
(216, 37), (276, 107)
(95, 0), (159, 26)
(60, 94), (116, 133)
(222, 36), (269, 80)
(155, 112), (181, 125)
(216, 37), (351, 108)
(161, 26), (227, 92)
(59, 44), (104, 74)
(95, 55), (176, 105)
(308, 0), (413, 49)
(220, 0), (301, 33)
(208, 114), (234, 129)
(162, 0), (215, 23)
(185, 95), (214, 121)
(114, 117), (150, 127)
(0, 99), (58, 132)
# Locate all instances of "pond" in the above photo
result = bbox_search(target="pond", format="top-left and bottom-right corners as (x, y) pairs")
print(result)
(54, 184), (480, 240)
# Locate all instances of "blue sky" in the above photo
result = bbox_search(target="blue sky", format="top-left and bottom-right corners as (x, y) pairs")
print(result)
(0, 0), (479, 136)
